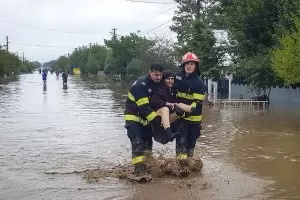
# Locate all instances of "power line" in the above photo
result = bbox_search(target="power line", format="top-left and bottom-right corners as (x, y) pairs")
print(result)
(0, 20), (109, 36)
(11, 42), (75, 49)
(146, 18), (173, 33)
(131, 5), (176, 26)
(126, 0), (176, 4)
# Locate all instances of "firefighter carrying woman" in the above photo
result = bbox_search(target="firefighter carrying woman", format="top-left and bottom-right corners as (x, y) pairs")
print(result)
(124, 52), (207, 176)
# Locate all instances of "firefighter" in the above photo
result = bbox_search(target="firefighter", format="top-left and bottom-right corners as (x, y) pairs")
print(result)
(173, 52), (207, 161)
(124, 63), (167, 175)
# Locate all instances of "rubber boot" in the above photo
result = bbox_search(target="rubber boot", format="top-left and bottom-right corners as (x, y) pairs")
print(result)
(165, 127), (179, 142)
(134, 163), (146, 176)
(151, 124), (169, 144)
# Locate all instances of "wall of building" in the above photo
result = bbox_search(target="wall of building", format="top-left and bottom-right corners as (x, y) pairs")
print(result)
(231, 84), (300, 108)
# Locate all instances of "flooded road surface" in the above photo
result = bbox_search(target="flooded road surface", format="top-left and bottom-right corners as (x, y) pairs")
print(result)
(0, 72), (299, 200)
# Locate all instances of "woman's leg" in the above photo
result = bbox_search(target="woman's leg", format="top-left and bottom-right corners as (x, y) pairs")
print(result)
(177, 103), (192, 112)
(156, 107), (170, 129)
(156, 107), (179, 141)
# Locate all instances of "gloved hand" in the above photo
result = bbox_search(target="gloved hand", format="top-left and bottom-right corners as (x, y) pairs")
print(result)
(191, 106), (197, 113)
(190, 101), (203, 113)
(174, 105), (185, 118)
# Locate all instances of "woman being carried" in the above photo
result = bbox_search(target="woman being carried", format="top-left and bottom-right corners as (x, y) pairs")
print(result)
(150, 70), (193, 142)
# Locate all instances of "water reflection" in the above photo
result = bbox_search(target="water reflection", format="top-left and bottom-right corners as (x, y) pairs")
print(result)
(228, 112), (300, 199)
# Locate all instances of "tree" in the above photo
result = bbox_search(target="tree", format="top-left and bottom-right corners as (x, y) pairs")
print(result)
(126, 58), (147, 81)
(70, 46), (89, 74)
(86, 53), (98, 75)
(89, 45), (107, 71)
(104, 33), (154, 79)
(0, 49), (21, 76)
(57, 56), (70, 71)
(236, 54), (279, 99)
(20, 60), (35, 73)
(213, 0), (300, 98)
(141, 37), (178, 71)
(171, 0), (222, 80)
(272, 18), (300, 84)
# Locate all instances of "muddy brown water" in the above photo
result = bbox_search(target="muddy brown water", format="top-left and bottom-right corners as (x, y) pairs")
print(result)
(0, 72), (299, 200)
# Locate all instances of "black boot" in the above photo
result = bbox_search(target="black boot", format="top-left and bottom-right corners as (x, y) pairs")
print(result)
(151, 123), (169, 144)
(165, 127), (179, 142)
(134, 164), (146, 176)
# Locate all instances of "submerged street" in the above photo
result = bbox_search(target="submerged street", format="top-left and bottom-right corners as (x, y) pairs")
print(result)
(0, 72), (299, 200)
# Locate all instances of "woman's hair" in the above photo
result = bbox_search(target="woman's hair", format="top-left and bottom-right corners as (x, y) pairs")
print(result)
(162, 70), (174, 82)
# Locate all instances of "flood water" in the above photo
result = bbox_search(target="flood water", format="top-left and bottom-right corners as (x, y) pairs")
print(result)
(0, 72), (299, 200)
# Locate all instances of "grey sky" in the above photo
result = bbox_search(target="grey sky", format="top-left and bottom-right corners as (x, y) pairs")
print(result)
(0, 0), (176, 63)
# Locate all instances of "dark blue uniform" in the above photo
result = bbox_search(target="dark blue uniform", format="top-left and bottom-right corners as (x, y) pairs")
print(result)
(173, 71), (207, 159)
(124, 75), (163, 166)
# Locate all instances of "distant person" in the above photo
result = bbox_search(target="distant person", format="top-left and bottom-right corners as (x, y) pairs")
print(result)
(62, 71), (68, 86)
(42, 71), (47, 85)
(43, 83), (47, 92)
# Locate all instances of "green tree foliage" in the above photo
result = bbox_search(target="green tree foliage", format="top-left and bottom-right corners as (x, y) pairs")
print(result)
(20, 60), (35, 73)
(141, 37), (178, 71)
(272, 18), (300, 84)
(236, 54), (277, 97)
(104, 49), (117, 76)
(69, 47), (88, 73)
(86, 53), (98, 75)
(126, 58), (147, 81)
(89, 45), (107, 71)
(68, 45), (107, 75)
(211, 0), (300, 97)
(104, 33), (154, 79)
(0, 49), (34, 76)
(171, 0), (222, 80)
(57, 56), (70, 71)
(0, 49), (20, 76)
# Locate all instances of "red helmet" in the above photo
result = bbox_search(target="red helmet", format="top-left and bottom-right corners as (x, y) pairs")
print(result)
(181, 52), (200, 64)
(181, 52), (200, 76)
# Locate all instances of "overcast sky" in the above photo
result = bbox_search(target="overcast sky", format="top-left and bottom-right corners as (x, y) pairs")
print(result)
(0, 0), (177, 63)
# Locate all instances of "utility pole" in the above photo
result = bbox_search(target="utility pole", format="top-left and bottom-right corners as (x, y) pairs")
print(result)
(111, 28), (117, 40)
(196, 0), (201, 19)
(3, 36), (9, 52)
(22, 52), (25, 62)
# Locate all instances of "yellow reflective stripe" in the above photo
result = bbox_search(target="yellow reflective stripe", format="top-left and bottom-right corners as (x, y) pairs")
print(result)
(184, 115), (203, 122)
(177, 92), (193, 100)
(191, 102), (197, 108)
(124, 114), (148, 126)
(177, 92), (205, 101)
(146, 111), (157, 121)
(128, 92), (135, 102)
(132, 156), (145, 165)
(177, 154), (188, 160)
(193, 93), (205, 100)
(136, 97), (149, 107)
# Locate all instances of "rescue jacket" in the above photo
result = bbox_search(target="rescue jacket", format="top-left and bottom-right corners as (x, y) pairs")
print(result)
(124, 75), (162, 126)
(173, 71), (207, 124)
